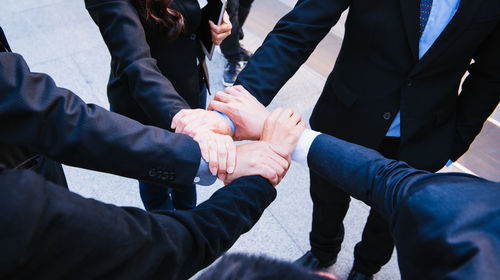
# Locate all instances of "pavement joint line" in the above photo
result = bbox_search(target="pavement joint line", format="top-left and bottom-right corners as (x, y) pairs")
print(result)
(267, 209), (306, 253)
(487, 117), (500, 128)
(453, 162), (478, 176)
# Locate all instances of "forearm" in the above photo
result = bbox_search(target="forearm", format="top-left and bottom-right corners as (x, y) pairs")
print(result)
(236, 0), (348, 105)
(298, 131), (426, 219)
(0, 53), (200, 186)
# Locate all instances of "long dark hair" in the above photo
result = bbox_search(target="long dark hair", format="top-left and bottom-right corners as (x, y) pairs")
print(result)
(132, 0), (185, 40)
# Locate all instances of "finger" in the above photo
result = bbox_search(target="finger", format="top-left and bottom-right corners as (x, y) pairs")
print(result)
(216, 136), (228, 176)
(198, 139), (209, 161)
(226, 138), (236, 174)
(174, 113), (201, 134)
(208, 100), (232, 115)
(183, 122), (206, 137)
(208, 20), (219, 32)
(280, 108), (294, 119)
(266, 107), (283, 126)
(208, 139), (218, 175)
(214, 91), (236, 103)
(258, 164), (279, 186)
(224, 86), (245, 97)
(289, 111), (302, 126)
(268, 151), (289, 172)
(268, 143), (290, 159)
(218, 22), (232, 33)
(171, 110), (187, 129)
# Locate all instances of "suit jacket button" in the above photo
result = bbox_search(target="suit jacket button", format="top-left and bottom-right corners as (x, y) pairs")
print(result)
(407, 80), (413, 87)
(383, 112), (391, 120)
(149, 169), (156, 177)
(190, 34), (196, 40)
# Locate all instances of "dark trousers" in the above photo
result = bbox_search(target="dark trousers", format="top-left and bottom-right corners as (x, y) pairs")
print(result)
(139, 181), (197, 211)
(138, 88), (207, 211)
(220, 0), (254, 61)
(309, 137), (399, 275)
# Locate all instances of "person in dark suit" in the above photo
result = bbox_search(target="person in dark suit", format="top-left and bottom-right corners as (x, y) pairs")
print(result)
(207, 0), (500, 278)
(0, 25), (298, 278)
(210, 107), (499, 280)
(85, 0), (235, 211)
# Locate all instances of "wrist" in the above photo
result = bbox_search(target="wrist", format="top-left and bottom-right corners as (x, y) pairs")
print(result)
(214, 111), (235, 136)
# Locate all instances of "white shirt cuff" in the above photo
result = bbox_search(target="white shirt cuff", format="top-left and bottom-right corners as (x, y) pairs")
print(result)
(291, 129), (321, 167)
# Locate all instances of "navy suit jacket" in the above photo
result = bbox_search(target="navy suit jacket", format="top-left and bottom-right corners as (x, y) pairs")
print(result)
(308, 134), (500, 279)
(0, 167), (275, 279)
(0, 50), (200, 187)
(237, 0), (500, 171)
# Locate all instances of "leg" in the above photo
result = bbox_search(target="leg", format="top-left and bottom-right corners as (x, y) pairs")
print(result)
(139, 180), (174, 211)
(220, 0), (242, 61)
(237, 0), (254, 40)
(352, 208), (394, 275)
(171, 184), (197, 210)
(351, 137), (399, 275)
(309, 169), (350, 263)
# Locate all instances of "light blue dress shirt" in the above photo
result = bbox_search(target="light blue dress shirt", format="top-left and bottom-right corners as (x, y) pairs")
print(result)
(385, 0), (460, 137)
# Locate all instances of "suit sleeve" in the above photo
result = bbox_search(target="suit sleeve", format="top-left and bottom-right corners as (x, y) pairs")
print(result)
(235, 0), (349, 105)
(85, 0), (190, 128)
(0, 52), (200, 186)
(452, 22), (500, 160)
(0, 169), (275, 279)
(307, 133), (431, 220)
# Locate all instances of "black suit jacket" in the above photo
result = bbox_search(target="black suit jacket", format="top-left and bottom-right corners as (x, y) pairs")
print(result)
(0, 51), (201, 187)
(308, 133), (500, 279)
(0, 167), (276, 279)
(237, 0), (500, 171)
(85, 0), (207, 129)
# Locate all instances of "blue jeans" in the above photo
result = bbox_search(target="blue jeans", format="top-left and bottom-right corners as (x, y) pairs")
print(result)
(139, 86), (207, 211)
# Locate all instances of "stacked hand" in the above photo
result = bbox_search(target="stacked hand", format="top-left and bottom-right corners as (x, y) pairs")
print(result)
(208, 85), (269, 140)
(172, 85), (305, 186)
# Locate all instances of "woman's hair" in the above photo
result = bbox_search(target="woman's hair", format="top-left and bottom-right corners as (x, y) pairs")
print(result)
(132, 0), (185, 40)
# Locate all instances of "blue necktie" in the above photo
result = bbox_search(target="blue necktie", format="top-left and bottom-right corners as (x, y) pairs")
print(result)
(419, 0), (433, 38)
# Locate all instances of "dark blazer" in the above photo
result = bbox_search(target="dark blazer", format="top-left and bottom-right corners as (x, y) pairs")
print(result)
(0, 167), (276, 279)
(307, 133), (500, 279)
(237, 0), (500, 171)
(0, 51), (201, 187)
(85, 0), (207, 129)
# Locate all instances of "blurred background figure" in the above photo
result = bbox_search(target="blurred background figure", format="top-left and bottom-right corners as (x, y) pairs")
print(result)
(221, 0), (254, 86)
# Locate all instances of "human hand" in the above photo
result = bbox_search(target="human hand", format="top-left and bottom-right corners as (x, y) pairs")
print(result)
(210, 11), (232, 45)
(224, 142), (290, 186)
(208, 85), (269, 140)
(261, 108), (307, 160)
(193, 130), (236, 178)
(171, 109), (233, 137)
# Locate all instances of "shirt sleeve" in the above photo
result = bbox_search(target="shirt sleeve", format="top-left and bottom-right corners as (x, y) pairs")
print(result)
(291, 129), (321, 166)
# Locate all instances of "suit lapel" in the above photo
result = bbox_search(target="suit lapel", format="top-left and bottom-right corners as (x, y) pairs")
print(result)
(400, 0), (420, 62)
(412, 0), (484, 74)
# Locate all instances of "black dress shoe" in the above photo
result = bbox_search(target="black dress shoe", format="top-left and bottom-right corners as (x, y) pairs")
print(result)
(222, 60), (243, 86)
(347, 269), (373, 280)
(294, 251), (336, 271)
